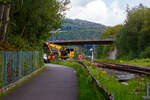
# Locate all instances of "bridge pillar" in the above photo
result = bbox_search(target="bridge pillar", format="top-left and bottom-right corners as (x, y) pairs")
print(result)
(77, 45), (82, 59)
(107, 46), (118, 60)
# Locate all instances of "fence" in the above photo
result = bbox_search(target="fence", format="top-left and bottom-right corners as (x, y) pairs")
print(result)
(0, 51), (42, 88)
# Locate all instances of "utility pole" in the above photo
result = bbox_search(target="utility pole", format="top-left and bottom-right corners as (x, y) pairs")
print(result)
(90, 48), (94, 62)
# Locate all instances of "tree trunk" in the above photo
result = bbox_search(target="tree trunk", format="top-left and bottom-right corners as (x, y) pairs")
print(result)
(1, 4), (11, 41)
(0, 5), (4, 32)
(21, 25), (26, 37)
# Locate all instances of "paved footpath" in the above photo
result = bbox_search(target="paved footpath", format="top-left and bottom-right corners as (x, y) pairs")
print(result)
(1, 64), (78, 100)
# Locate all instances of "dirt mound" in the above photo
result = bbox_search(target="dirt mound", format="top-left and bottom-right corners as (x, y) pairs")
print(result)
(0, 41), (15, 51)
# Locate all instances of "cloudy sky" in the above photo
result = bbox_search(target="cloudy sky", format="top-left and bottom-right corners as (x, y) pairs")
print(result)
(66, 0), (150, 26)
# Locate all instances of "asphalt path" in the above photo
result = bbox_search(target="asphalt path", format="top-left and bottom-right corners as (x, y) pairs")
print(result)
(1, 64), (78, 100)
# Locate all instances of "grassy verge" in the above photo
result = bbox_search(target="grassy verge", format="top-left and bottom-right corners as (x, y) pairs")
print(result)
(84, 61), (150, 100)
(51, 61), (105, 100)
(95, 58), (150, 67)
(0, 66), (47, 99)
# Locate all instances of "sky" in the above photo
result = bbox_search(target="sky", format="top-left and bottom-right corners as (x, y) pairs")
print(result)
(66, 0), (150, 26)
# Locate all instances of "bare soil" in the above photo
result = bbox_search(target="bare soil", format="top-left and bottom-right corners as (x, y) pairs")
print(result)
(0, 41), (15, 51)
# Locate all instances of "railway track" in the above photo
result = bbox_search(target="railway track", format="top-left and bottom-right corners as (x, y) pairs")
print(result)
(94, 61), (150, 75)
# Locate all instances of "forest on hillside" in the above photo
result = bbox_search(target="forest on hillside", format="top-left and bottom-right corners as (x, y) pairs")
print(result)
(97, 4), (150, 60)
(50, 18), (106, 40)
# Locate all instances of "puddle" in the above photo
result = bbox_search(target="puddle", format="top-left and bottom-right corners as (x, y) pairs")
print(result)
(121, 82), (128, 85)
(116, 74), (135, 82)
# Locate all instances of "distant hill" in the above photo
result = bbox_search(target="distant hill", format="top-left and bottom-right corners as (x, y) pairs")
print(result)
(50, 19), (106, 40)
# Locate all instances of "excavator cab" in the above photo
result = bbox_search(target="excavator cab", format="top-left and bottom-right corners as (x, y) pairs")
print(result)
(60, 48), (69, 59)
(65, 48), (74, 58)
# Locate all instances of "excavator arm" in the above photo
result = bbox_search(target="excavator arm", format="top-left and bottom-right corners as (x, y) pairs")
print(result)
(48, 43), (62, 50)
(45, 42), (63, 58)
(44, 42), (53, 57)
(44, 42), (74, 60)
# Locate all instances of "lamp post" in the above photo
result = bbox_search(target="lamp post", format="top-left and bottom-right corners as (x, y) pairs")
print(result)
(89, 48), (94, 62)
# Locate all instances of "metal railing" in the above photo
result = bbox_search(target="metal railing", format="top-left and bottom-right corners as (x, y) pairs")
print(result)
(0, 51), (42, 88)
(77, 61), (114, 100)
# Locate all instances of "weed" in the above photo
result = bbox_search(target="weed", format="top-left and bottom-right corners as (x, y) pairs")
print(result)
(84, 60), (150, 100)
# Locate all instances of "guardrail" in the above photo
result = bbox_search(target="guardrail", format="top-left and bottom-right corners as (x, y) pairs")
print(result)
(77, 61), (114, 100)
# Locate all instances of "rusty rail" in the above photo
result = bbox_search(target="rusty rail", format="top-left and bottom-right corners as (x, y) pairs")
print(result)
(95, 61), (150, 75)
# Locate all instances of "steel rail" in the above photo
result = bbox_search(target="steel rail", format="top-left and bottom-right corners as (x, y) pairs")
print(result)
(95, 61), (150, 75)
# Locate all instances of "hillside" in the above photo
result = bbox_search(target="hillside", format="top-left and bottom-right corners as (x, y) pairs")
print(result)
(50, 19), (106, 40)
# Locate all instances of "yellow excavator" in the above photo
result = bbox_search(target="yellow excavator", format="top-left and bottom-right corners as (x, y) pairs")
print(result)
(44, 42), (74, 60)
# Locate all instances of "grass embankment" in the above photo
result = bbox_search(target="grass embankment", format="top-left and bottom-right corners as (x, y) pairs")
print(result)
(51, 61), (105, 100)
(95, 58), (150, 67)
(84, 61), (150, 100)
(0, 66), (47, 99)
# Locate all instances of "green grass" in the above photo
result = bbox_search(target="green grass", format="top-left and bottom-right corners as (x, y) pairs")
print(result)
(0, 66), (47, 99)
(51, 61), (105, 100)
(84, 61), (150, 100)
(123, 59), (150, 67)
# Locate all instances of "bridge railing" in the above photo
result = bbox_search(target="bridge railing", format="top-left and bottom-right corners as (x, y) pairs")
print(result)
(0, 51), (43, 88)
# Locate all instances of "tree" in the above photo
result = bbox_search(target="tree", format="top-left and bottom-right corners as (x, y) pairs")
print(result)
(0, 0), (11, 41)
(1, 1), (10, 41)
(116, 4), (150, 59)
(1, 0), (70, 49)
(97, 25), (122, 58)
(99, 25), (122, 39)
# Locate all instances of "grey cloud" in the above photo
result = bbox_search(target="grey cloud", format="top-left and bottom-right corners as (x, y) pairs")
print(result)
(71, 0), (95, 7)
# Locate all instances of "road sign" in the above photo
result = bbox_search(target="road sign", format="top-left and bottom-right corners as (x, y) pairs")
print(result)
(78, 55), (82, 59)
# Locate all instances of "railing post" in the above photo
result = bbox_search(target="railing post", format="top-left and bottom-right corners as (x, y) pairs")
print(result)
(110, 93), (114, 100)
(3, 51), (7, 86)
(142, 82), (150, 100)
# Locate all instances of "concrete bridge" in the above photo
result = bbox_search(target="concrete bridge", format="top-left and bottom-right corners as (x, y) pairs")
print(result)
(48, 38), (117, 59)
(48, 39), (114, 45)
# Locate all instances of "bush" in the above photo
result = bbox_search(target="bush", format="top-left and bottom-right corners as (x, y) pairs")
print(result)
(140, 46), (150, 58)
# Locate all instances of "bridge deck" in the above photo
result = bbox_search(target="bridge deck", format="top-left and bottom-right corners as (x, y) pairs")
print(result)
(49, 39), (114, 45)
(1, 64), (78, 100)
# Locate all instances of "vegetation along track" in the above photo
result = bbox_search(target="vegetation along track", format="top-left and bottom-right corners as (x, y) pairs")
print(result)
(94, 61), (150, 75)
